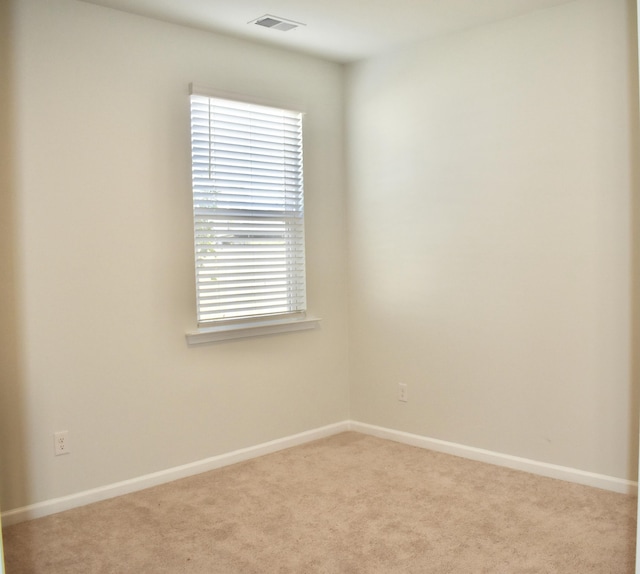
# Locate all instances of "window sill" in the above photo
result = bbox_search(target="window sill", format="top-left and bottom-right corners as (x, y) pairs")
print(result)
(186, 316), (321, 345)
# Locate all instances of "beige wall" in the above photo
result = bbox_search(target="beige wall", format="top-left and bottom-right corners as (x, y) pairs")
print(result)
(0, 0), (349, 511)
(347, 0), (640, 480)
(2, 0), (639, 515)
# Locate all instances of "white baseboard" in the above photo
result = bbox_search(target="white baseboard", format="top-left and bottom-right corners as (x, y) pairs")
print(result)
(0, 421), (349, 527)
(349, 421), (638, 495)
(3, 420), (635, 526)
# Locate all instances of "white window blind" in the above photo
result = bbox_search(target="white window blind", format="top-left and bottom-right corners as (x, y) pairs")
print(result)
(189, 94), (307, 326)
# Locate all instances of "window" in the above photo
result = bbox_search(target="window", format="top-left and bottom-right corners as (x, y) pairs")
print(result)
(187, 88), (318, 343)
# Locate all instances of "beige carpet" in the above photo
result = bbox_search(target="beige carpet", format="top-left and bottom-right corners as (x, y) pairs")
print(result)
(2, 432), (637, 573)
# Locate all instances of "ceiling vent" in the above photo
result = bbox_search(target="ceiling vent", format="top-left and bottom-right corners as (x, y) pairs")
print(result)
(250, 15), (304, 32)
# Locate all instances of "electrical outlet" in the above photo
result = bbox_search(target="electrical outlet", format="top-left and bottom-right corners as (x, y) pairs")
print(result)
(54, 431), (70, 456)
(398, 383), (408, 402)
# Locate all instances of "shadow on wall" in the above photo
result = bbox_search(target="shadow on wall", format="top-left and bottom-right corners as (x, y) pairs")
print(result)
(627, 0), (640, 485)
(0, 0), (29, 518)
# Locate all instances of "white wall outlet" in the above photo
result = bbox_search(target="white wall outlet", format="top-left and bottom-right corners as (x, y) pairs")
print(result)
(54, 431), (70, 456)
(398, 383), (408, 402)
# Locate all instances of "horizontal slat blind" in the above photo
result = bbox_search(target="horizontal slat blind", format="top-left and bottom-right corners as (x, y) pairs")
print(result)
(190, 94), (307, 325)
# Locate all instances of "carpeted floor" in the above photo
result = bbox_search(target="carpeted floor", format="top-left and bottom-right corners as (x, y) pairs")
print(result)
(2, 432), (637, 573)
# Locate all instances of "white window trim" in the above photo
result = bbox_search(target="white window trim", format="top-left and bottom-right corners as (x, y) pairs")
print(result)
(186, 315), (321, 345)
(186, 84), (319, 344)
(189, 84), (306, 115)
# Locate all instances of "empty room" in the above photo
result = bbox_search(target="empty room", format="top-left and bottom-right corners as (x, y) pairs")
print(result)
(0, 0), (638, 572)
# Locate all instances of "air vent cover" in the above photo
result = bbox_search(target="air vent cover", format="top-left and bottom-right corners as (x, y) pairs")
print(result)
(251, 15), (304, 32)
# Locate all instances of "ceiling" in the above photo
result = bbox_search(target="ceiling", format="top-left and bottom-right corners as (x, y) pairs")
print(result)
(80, 0), (576, 63)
